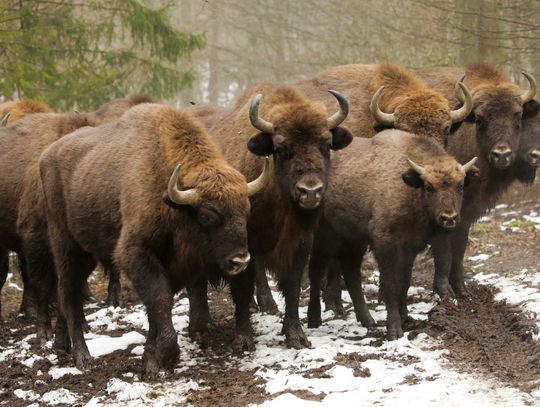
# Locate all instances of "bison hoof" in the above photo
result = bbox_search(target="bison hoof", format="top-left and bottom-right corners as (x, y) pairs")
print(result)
(307, 306), (322, 328)
(284, 324), (311, 349)
(451, 282), (469, 298)
(19, 297), (37, 319)
(358, 312), (376, 328)
(188, 320), (215, 343)
(143, 351), (161, 380)
(386, 324), (404, 341)
(325, 299), (346, 318)
(73, 348), (93, 370)
(232, 332), (255, 352)
(433, 280), (456, 299)
(257, 295), (279, 315)
(36, 323), (53, 345)
(106, 292), (122, 308)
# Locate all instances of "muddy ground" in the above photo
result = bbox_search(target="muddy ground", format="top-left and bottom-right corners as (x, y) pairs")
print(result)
(0, 184), (539, 406)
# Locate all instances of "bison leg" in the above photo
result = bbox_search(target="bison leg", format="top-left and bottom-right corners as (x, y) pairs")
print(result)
(0, 248), (8, 328)
(375, 245), (404, 340)
(48, 222), (94, 369)
(81, 279), (95, 302)
(279, 244), (311, 349)
(307, 247), (328, 329)
(117, 236), (178, 376)
(187, 276), (212, 342)
(323, 259), (346, 317)
(20, 237), (55, 344)
(102, 261), (122, 307)
(230, 260), (256, 352)
(449, 225), (471, 298)
(254, 258), (278, 315)
(340, 251), (375, 328)
(430, 233), (456, 298)
(398, 250), (416, 325)
(17, 255), (38, 319)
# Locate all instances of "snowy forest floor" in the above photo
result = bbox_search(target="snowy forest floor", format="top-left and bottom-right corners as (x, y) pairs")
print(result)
(0, 193), (539, 406)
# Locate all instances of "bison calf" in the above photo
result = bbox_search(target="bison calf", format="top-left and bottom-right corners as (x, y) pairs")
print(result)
(308, 131), (477, 339)
(39, 104), (269, 375)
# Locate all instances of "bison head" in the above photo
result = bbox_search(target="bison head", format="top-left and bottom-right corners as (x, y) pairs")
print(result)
(370, 77), (473, 145)
(513, 103), (540, 183)
(402, 156), (478, 229)
(458, 71), (537, 170)
(246, 90), (353, 210)
(165, 158), (271, 277)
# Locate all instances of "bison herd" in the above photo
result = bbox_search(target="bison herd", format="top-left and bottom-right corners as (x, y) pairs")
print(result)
(0, 62), (538, 378)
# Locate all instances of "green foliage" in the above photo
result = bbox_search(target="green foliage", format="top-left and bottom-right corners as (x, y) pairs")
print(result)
(0, 0), (206, 110)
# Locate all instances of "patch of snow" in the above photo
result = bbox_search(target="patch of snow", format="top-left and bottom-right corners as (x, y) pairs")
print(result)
(86, 331), (146, 357)
(468, 254), (491, 262)
(41, 388), (80, 405)
(13, 389), (39, 401)
(49, 367), (83, 380)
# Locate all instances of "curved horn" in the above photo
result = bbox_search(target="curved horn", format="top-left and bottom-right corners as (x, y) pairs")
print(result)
(247, 157), (272, 196)
(73, 108), (80, 114)
(450, 80), (473, 123)
(370, 86), (395, 126)
(249, 94), (273, 134)
(460, 156), (478, 173)
(327, 90), (349, 129)
(520, 71), (537, 104)
(0, 112), (10, 127)
(167, 164), (200, 206)
(407, 158), (426, 176)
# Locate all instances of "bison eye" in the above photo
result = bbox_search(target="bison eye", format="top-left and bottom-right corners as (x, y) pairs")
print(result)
(425, 183), (434, 193)
(197, 208), (221, 228)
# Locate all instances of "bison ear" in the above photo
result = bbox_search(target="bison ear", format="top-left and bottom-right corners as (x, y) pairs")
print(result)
(401, 169), (423, 188)
(449, 121), (463, 134)
(464, 164), (480, 187)
(330, 127), (353, 150)
(523, 99), (540, 118)
(248, 132), (274, 156)
(373, 123), (393, 133)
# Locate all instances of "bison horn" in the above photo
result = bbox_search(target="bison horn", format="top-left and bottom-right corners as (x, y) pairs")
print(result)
(247, 156), (272, 196)
(327, 90), (349, 129)
(370, 86), (395, 126)
(450, 78), (473, 123)
(0, 112), (10, 127)
(167, 164), (200, 206)
(459, 156), (478, 173)
(249, 94), (274, 134)
(406, 158), (426, 176)
(520, 71), (537, 104)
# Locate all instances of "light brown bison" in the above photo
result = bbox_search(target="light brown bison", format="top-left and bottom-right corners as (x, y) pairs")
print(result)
(0, 99), (53, 126)
(39, 103), (269, 375)
(189, 86), (353, 349)
(290, 62), (473, 144)
(414, 64), (538, 297)
(307, 131), (478, 339)
(0, 95), (154, 339)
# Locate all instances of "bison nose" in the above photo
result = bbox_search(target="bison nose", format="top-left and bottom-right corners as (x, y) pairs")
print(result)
(295, 181), (324, 209)
(528, 148), (540, 167)
(490, 144), (513, 168)
(439, 211), (459, 229)
(225, 252), (251, 277)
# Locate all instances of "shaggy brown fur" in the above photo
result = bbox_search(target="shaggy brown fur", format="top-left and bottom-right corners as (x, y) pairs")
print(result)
(0, 100), (53, 125)
(191, 85), (353, 350)
(87, 94), (155, 124)
(414, 64), (540, 297)
(39, 103), (252, 375)
(0, 95), (157, 341)
(289, 62), (465, 144)
(308, 130), (477, 340)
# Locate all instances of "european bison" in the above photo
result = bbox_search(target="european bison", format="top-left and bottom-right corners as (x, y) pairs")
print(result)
(0, 99), (52, 126)
(191, 86), (353, 349)
(0, 95), (154, 340)
(39, 103), (270, 375)
(292, 62), (473, 144)
(307, 131), (478, 339)
(415, 64), (538, 297)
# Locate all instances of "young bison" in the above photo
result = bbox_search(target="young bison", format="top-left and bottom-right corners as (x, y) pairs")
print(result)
(307, 131), (477, 339)
(39, 103), (270, 375)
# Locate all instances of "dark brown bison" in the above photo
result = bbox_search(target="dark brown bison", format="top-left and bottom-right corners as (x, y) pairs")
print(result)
(0, 95), (154, 340)
(0, 99), (53, 126)
(290, 62), (473, 144)
(39, 103), (269, 375)
(514, 111), (540, 183)
(414, 64), (538, 297)
(307, 131), (478, 339)
(189, 85), (353, 349)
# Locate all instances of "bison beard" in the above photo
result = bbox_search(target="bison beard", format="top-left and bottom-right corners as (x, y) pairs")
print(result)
(414, 64), (539, 298)
(39, 103), (268, 376)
